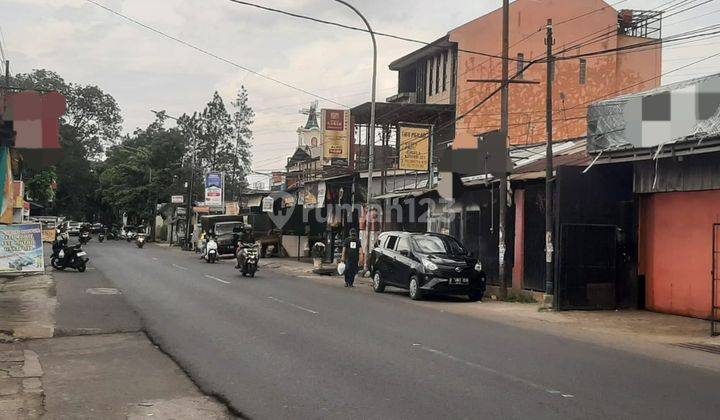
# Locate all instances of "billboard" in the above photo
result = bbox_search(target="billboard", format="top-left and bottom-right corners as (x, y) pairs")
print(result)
(204, 171), (224, 207)
(322, 109), (350, 164)
(398, 124), (430, 171)
(0, 224), (44, 273)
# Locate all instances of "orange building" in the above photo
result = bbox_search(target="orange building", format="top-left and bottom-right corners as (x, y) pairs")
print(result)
(388, 0), (662, 147)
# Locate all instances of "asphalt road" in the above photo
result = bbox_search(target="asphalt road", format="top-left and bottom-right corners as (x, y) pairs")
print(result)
(83, 240), (720, 419)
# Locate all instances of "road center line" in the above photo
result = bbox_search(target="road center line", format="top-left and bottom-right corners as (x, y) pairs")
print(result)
(205, 274), (230, 284)
(267, 296), (319, 315)
(414, 344), (574, 399)
(172, 264), (188, 270)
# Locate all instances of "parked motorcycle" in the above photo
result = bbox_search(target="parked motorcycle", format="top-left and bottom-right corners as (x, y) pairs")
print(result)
(236, 242), (259, 277)
(51, 244), (89, 272)
(98, 232), (105, 242)
(136, 233), (146, 248)
(204, 237), (218, 263)
(79, 231), (91, 245)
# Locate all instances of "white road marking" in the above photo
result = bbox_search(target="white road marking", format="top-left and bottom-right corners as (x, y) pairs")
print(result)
(172, 264), (188, 270)
(267, 296), (319, 315)
(205, 274), (230, 284)
(414, 344), (574, 399)
(152, 257), (159, 261)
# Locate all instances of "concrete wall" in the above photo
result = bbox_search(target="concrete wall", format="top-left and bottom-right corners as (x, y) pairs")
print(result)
(448, 0), (661, 148)
(640, 190), (720, 319)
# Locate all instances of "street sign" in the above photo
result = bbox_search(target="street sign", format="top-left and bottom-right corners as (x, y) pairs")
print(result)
(262, 196), (274, 212)
(171, 195), (184, 204)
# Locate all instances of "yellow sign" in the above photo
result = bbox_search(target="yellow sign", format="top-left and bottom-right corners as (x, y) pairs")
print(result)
(322, 109), (350, 161)
(42, 228), (56, 243)
(398, 125), (430, 171)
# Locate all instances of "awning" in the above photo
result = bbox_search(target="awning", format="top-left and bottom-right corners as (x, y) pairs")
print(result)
(350, 102), (455, 125)
(246, 196), (262, 207)
(374, 188), (433, 200)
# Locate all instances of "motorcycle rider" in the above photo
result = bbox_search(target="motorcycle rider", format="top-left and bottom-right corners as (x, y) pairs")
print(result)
(235, 224), (256, 268)
(204, 234), (218, 262)
(52, 225), (70, 258)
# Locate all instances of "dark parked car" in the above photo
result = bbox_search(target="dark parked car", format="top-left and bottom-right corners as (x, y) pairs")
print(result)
(370, 232), (486, 301)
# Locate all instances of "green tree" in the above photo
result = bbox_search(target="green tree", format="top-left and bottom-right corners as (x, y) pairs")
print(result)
(12, 69), (123, 221)
(100, 115), (188, 224)
(180, 90), (254, 204)
(230, 86), (254, 198)
(25, 169), (56, 208)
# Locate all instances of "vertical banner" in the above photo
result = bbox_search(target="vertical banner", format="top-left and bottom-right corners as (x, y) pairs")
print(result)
(205, 171), (224, 207)
(322, 109), (350, 165)
(398, 124), (431, 171)
(0, 224), (44, 273)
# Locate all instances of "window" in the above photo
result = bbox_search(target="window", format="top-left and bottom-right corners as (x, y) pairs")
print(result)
(451, 49), (456, 88)
(579, 58), (587, 85)
(517, 53), (524, 80)
(412, 235), (468, 256)
(428, 58), (434, 95)
(396, 237), (411, 253)
(386, 235), (398, 250)
(435, 54), (440, 94)
(442, 50), (448, 91)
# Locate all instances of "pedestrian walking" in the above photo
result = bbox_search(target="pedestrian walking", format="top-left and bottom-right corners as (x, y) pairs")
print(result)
(341, 228), (361, 287)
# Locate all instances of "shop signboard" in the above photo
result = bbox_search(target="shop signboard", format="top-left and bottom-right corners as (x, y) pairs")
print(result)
(171, 195), (184, 204)
(262, 196), (274, 213)
(225, 201), (240, 216)
(398, 124), (430, 171)
(0, 224), (44, 273)
(322, 109), (350, 165)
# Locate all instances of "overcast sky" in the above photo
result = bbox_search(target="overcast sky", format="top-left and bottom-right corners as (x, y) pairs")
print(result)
(2, 0), (719, 171)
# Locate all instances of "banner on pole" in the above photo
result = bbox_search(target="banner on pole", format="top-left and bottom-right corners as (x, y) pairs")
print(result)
(322, 109), (350, 165)
(398, 124), (431, 171)
(0, 224), (44, 273)
(204, 171), (224, 207)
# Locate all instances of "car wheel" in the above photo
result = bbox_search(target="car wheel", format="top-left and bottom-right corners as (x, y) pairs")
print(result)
(372, 271), (385, 293)
(468, 290), (484, 302)
(408, 275), (423, 300)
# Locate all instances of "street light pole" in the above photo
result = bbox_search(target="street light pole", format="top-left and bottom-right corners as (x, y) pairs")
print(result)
(152, 110), (197, 250)
(332, 0), (377, 274)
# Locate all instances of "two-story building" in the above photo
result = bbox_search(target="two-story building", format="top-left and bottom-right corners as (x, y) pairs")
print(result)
(384, 0), (663, 300)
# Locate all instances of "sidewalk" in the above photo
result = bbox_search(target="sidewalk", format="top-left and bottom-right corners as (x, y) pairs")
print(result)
(261, 257), (720, 368)
(0, 262), (232, 419)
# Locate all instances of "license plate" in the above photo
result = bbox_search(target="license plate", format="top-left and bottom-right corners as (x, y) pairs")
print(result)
(449, 278), (468, 285)
(77, 252), (87, 257)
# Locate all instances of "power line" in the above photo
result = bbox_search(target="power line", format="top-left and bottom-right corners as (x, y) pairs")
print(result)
(226, 0), (524, 62)
(83, 0), (347, 107)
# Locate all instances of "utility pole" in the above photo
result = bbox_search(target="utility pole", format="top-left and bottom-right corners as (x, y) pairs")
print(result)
(333, 0), (377, 274)
(544, 19), (555, 303)
(4, 60), (8, 89)
(498, 0), (510, 300)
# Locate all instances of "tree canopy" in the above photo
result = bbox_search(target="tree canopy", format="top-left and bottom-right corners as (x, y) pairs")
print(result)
(11, 69), (255, 225)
